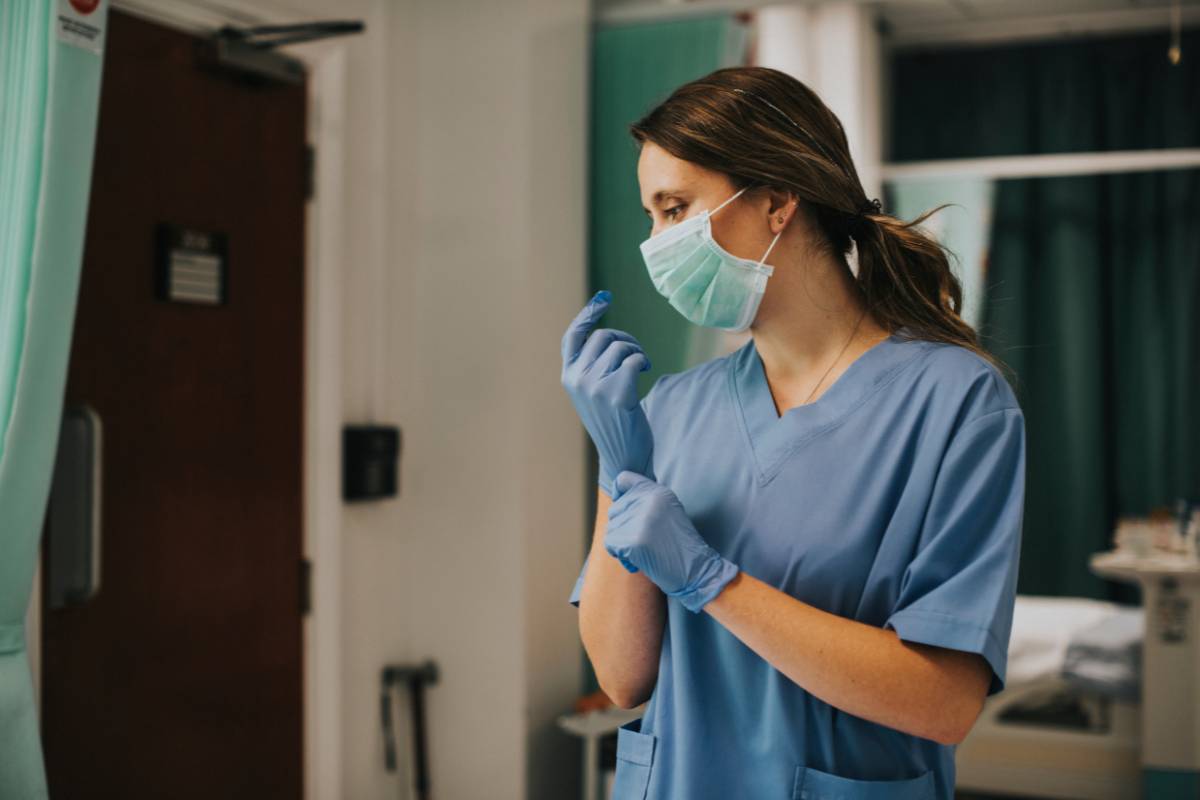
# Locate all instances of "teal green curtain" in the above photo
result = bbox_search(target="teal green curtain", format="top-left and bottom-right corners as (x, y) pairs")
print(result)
(0, 1), (108, 794)
(890, 30), (1200, 600)
(580, 15), (747, 696)
(886, 176), (995, 331)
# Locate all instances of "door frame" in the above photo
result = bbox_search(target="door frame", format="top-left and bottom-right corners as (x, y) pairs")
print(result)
(27, 1), (362, 796)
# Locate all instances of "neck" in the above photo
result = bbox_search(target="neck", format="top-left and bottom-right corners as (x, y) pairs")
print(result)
(748, 236), (890, 383)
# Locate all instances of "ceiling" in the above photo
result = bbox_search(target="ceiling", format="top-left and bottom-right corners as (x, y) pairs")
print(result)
(595, 0), (1200, 48)
(876, 0), (1198, 47)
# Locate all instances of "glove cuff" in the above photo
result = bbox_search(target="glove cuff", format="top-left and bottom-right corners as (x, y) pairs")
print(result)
(673, 555), (739, 614)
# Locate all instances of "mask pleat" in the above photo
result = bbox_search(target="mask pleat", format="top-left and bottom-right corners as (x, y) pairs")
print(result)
(637, 192), (777, 332)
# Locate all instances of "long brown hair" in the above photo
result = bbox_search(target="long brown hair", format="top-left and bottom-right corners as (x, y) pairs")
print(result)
(630, 65), (1006, 375)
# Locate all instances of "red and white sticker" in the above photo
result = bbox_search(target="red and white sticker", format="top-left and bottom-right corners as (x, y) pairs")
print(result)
(57, 0), (107, 55)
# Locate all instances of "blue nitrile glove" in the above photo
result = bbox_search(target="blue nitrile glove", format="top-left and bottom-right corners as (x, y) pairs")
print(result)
(560, 290), (654, 498)
(605, 471), (740, 613)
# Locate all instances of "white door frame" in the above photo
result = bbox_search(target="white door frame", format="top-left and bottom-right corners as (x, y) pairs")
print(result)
(28, 2), (356, 796)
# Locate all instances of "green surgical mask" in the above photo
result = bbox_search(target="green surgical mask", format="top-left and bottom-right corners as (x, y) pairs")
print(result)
(638, 186), (783, 332)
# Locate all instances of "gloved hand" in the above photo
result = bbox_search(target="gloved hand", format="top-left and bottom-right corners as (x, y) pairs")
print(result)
(560, 290), (654, 498)
(605, 471), (740, 613)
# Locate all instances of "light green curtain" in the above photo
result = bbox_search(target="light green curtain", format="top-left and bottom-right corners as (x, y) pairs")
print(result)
(890, 30), (1200, 601)
(0, 1), (108, 794)
(581, 14), (747, 695)
(886, 176), (996, 331)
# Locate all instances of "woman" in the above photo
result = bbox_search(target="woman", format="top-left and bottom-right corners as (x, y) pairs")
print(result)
(560, 66), (1025, 800)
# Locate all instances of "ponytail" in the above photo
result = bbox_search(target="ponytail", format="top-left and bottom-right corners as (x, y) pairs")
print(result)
(631, 65), (1011, 380)
(819, 201), (1008, 377)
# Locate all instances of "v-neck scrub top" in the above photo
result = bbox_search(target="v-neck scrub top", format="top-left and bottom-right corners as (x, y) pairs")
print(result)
(569, 328), (1026, 800)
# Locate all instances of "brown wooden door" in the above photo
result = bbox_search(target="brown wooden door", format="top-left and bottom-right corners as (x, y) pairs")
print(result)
(41, 11), (306, 798)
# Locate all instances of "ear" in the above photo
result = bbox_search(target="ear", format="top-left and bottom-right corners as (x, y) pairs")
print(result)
(766, 188), (798, 235)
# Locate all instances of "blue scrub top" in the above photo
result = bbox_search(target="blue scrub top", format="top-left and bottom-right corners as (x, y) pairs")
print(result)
(569, 328), (1026, 800)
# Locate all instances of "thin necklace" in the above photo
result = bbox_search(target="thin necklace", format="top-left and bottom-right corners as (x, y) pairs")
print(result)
(801, 309), (882, 405)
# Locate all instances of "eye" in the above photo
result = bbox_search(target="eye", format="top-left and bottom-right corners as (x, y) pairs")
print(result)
(664, 204), (686, 221)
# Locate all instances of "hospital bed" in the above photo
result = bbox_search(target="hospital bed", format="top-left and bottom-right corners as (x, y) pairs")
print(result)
(961, 550), (1200, 799)
(956, 595), (1144, 799)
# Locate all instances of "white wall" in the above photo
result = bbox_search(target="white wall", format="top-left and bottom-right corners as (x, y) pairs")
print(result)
(337, 1), (590, 797)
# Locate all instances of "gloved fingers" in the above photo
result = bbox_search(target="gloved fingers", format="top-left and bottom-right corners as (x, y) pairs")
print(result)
(575, 327), (640, 371)
(602, 327), (646, 352)
(608, 481), (637, 514)
(612, 349), (651, 385)
(602, 517), (642, 573)
(589, 339), (643, 378)
(607, 494), (635, 525)
(614, 469), (652, 497)
(608, 471), (654, 519)
(561, 290), (611, 364)
(604, 350), (650, 410)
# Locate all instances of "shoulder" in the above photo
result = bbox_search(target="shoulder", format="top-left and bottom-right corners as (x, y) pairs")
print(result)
(639, 345), (741, 414)
(900, 335), (1022, 426)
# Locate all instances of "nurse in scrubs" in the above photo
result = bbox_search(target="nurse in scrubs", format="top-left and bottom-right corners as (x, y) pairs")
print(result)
(561, 66), (1025, 800)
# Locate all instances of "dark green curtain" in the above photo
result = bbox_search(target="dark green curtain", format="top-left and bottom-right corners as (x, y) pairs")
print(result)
(580, 16), (747, 696)
(890, 30), (1200, 600)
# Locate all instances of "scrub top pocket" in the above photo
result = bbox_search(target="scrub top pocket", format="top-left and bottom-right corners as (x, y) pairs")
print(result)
(611, 718), (657, 800)
(793, 765), (935, 800)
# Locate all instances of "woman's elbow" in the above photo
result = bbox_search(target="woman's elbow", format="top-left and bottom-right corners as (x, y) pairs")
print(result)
(919, 649), (991, 745)
(934, 688), (987, 745)
(591, 663), (654, 709)
(603, 682), (652, 710)
(930, 718), (969, 747)
(578, 645), (649, 709)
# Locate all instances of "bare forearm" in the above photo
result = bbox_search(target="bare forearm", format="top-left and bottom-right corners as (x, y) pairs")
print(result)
(577, 493), (666, 708)
(704, 571), (988, 744)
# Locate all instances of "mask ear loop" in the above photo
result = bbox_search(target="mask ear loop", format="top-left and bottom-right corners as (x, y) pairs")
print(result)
(755, 216), (787, 272)
(710, 185), (748, 216)
(712, 185), (786, 272)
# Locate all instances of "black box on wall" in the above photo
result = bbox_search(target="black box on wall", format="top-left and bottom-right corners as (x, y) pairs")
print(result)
(343, 425), (401, 501)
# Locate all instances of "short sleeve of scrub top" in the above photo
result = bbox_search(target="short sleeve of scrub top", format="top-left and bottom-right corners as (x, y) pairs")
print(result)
(565, 329), (1026, 800)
